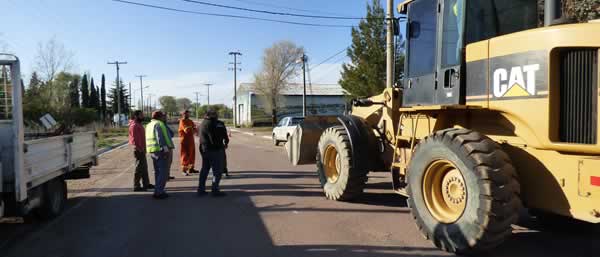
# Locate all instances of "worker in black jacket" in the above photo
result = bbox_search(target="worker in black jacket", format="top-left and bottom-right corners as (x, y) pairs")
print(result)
(217, 119), (230, 177)
(197, 109), (228, 197)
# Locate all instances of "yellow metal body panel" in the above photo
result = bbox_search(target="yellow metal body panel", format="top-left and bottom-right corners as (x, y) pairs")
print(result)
(489, 23), (600, 58)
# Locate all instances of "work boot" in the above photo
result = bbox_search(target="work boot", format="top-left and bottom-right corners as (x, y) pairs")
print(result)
(211, 191), (226, 197)
(182, 169), (190, 176)
(153, 193), (169, 199)
(133, 187), (145, 192)
(168, 176), (175, 180)
(189, 169), (200, 174)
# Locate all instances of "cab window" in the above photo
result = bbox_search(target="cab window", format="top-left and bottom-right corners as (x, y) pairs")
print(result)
(407, 0), (437, 77)
(465, 0), (538, 44)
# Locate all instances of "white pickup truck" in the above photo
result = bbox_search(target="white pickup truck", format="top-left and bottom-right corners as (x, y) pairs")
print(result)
(0, 54), (98, 219)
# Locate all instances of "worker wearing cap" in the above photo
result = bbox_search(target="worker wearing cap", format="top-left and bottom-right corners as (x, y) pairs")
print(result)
(145, 111), (174, 199)
(197, 109), (227, 197)
(178, 110), (198, 176)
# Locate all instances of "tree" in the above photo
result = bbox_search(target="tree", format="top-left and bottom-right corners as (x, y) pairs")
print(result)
(81, 74), (89, 107)
(564, 0), (600, 22)
(339, 0), (404, 97)
(108, 80), (130, 115)
(253, 40), (304, 126)
(89, 78), (98, 109)
(96, 86), (101, 115)
(27, 71), (43, 98)
(176, 97), (193, 112)
(69, 77), (80, 108)
(100, 74), (107, 119)
(159, 96), (177, 116)
(33, 37), (75, 82)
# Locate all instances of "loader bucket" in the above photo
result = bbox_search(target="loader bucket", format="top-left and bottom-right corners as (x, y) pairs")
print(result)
(285, 115), (340, 166)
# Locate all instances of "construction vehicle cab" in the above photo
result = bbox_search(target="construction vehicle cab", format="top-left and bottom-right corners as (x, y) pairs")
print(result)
(287, 0), (600, 254)
(400, 0), (540, 106)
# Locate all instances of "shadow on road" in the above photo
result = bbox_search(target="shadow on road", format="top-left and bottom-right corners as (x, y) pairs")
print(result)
(2, 166), (599, 257)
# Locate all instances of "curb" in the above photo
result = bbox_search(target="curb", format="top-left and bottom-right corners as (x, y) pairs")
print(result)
(98, 141), (129, 156)
(230, 129), (271, 140)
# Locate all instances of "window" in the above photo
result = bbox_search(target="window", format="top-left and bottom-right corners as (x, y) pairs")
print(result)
(465, 0), (538, 44)
(0, 65), (13, 120)
(407, 0), (437, 77)
(441, 0), (464, 67)
(290, 118), (304, 126)
(277, 118), (287, 127)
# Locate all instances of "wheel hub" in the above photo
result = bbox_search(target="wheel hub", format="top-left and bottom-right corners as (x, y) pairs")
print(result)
(323, 145), (340, 183)
(422, 160), (467, 223)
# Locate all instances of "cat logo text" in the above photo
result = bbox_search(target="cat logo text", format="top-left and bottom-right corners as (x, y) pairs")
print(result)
(492, 64), (540, 98)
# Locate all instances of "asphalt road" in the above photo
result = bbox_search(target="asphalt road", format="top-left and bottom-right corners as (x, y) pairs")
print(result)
(1, 130), (599, 257)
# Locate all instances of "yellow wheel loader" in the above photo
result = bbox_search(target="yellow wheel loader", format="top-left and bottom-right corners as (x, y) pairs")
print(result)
(286, 0), (600, 254)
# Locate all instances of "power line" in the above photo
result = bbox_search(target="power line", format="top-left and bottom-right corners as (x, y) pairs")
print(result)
(113, 0), (354, 28)
(228, 0), (349, 16)
(181, 0), (364, 20)
(309, 47), (348, 72)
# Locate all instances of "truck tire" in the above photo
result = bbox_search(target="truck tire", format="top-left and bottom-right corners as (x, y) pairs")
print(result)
(316, 126), (367, 200)
(37, 177), (67, 219)
(273, 134), (280, 146)
(407, 128), (521, 254)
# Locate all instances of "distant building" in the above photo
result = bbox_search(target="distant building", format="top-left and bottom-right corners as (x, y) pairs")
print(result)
(235, 83), (347, 126)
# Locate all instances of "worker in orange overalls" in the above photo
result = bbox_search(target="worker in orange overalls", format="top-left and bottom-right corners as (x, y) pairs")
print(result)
(178, 110), (198, 176)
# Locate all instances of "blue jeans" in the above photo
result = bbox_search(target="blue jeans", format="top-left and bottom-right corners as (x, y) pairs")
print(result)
(151, 152), (168, 195)
(198, 149), (225, 192)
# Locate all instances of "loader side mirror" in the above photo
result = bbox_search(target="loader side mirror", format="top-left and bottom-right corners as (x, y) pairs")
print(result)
(409, 21), (420, 38)
(393, 18), (400, 36)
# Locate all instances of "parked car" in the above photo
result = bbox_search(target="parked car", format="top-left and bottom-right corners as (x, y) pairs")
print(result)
(272, 116), (304, 146)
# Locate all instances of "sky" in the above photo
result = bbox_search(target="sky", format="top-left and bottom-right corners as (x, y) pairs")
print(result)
(2, 0), (402, 107)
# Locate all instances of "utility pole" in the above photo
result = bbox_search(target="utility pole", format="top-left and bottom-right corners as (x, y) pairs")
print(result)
(194, 91), (204, 120)
(204, 83), (213, 106)
(136, 75), (147, 115)
(147, 93), (154, 112)
(386, 0), (395, 88)
(128, 82), (132, 119)
(298, 54), (308, 117)
(229, 51), (242, 127)
(107, 61), (127, 125)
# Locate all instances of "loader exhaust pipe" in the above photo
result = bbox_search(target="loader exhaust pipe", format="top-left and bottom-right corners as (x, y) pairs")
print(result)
(544, 0), (566, 26)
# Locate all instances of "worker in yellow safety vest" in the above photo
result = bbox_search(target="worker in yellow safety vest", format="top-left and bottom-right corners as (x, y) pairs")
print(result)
(145, 111), (174, 199)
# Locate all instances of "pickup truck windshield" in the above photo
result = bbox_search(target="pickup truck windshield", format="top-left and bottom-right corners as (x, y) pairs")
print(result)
(0, 64), (13, 120)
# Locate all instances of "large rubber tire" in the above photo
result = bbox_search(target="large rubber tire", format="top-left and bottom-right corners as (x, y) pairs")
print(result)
(36, 177), (67, 219)
(316, 126), (368, 200)
(273, 134), (280, 146)
(407, 128), (521, 254)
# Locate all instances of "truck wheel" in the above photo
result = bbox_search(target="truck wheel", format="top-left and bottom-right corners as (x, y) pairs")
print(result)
(316, 126), (367, 201)
(407, 128), (521, 254)
(37, 177), (67, 219)
(273, 134), (280, 146)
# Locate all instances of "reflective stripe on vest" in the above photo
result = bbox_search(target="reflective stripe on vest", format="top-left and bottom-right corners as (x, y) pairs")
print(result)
(145, 119), (174, 153)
